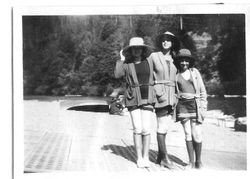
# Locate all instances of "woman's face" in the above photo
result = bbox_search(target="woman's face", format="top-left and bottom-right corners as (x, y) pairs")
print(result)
(179, 58), (190, 71)
(131, 46), (143, 58)
(161, 37), (172, 50)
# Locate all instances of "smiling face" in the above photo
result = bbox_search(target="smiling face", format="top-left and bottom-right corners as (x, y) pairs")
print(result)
(179, 58), (190, 71)
(161, 36), (172, 50)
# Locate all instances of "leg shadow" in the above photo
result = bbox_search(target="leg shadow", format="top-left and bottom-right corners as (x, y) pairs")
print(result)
(102, 144), (187, 167)
(101, 144), (137, 164)
(149, 149), (187, 167)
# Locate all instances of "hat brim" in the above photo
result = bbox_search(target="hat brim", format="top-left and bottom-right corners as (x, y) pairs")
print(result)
(174, 55), (195, 69)
(175, 55), (195, 60)
(122, 45), (153, 56)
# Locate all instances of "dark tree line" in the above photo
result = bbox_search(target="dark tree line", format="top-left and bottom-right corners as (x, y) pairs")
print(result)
(23, 14), (245, 96)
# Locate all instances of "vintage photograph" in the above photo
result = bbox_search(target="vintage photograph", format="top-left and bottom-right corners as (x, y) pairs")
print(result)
(13, 5), (247, 176)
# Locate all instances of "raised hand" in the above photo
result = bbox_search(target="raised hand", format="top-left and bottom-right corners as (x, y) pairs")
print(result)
(120, 49), (125, 61)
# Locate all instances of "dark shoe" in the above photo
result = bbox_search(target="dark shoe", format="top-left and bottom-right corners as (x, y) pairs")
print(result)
(195, 162), (203, 169)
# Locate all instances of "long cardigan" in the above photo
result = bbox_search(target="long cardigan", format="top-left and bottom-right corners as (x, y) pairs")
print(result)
(147, 52), (177, 108)
(174, 68), (207, 123)
(114, 59), (156, 107)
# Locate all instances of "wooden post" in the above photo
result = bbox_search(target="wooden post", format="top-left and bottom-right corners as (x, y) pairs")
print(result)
(180, 15), (183, 30)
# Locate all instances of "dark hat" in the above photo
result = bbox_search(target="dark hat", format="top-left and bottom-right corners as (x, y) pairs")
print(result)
(122, 37), (152, 56)
(156, 31), (180, 51)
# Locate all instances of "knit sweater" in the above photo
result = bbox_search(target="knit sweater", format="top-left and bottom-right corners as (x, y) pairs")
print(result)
(148, 51), (177, 108)
(114, 59), (156, 107)
(174, 68), (207, 123)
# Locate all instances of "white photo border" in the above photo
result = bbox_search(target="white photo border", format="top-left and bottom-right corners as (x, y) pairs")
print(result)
(13, 4), (250, 179)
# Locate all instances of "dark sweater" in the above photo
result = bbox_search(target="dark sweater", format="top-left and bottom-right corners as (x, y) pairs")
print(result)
(134, 60), (150, 99)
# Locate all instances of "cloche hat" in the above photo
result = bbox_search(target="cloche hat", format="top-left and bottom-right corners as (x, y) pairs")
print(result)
(175, 49), (195, 60)
(174, 49), (195, 67)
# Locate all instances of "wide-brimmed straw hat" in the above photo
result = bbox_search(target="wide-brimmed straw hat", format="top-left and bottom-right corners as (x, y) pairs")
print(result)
(122, 37), (152, 56)
(174, 49), (195, 67)
(156, 31), (180, 51)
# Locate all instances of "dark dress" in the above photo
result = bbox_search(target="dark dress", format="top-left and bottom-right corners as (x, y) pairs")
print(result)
(134, 60), (150, 100)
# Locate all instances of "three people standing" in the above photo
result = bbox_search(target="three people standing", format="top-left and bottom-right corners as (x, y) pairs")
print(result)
(114, 32), (207, 170)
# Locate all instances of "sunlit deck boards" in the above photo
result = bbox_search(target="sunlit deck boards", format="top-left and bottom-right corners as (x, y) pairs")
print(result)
(23, 100), (247, 172)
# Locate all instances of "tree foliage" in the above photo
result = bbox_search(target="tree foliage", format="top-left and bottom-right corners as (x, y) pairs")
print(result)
(23, 14), (246, 96)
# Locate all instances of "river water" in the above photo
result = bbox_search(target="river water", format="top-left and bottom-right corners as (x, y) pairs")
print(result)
(207, 97), (246, 118)
(24, 95), (246, 118)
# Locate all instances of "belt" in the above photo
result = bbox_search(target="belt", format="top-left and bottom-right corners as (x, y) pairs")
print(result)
(129, 83), (154, 88)
(176, 93), (200, 99)
(154, 80), (175, 87)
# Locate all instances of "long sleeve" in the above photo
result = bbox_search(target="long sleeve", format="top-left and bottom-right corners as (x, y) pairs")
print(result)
(114, 60), (126, 78)
(195, 69), (207, 109)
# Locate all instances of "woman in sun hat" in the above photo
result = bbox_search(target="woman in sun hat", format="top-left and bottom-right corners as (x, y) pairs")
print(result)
(147, 31), (180, 169)
(174, 49), (207, 169)
(114, 37), (155, 168)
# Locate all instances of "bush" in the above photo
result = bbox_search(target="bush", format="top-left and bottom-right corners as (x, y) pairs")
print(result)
(205, 81), (224, 96)
(223, 78), (246, 95)
(80, 85), (99, 96)
(34, 85), (50, 95)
